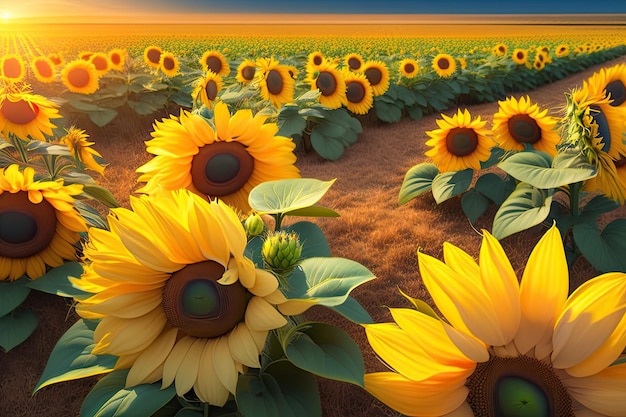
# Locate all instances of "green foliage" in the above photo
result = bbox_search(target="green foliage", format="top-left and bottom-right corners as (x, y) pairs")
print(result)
(432, 169), (474, 203)
(0, 309), (38, 352)
(492, 183), (554, 240)
(0, 277), (31, 317)
(248, 178), (336, 216)
(25, 262), (88, 299)
(398, 163), (439, 205)
(572, 220), (626, 273)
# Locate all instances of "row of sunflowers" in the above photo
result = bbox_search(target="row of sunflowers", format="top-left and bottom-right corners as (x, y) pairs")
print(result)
(2, 27), (626, 416)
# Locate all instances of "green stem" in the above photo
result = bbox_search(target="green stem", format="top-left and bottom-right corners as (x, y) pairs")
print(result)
(204, 402), (209, 417)
(569, 181), (582, 218)
(274, 213), (284, 231)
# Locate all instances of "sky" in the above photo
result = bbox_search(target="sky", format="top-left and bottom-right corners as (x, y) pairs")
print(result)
(1, 0), (626, 23)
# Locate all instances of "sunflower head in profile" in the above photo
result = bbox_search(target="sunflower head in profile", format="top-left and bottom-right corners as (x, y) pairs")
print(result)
(344, 53), (364, 72)
(159, 52), (179, 77)
(78, 51), (94, 61)
(107, 48), (127, 71)
(364, 224), (626, 417)
(0, 164), (86, 281)
(72, 189), (288, 406)
(492, 43), (508, 57)
(255, 56), (295, 108)
(342, 69), (373, 115)
(136, 102), (300, 212)
(31, 56), (56, 83)
(143, 45), (163, 69)
(399, 58), (419, 78)
(511, 48), (528, 65)
(0, 89), (61, 141)
(492, 95), (561, 156)
(236, 59), (256, 84)
(199, 50), (231, 77)
(305, 59), (346, 109)
(425, 108), (494, 172)
(192, 70), (223, 109)
(89, 52), (110, 76)
(60, 59), (100, 95)
(59, 126), (106, 175)
(432, 53), (457, 78)
(1, 54), (25, 83)
(555, 44), (569, 57)
(47, 53), (64, 67)
(361, 60), (390, 97)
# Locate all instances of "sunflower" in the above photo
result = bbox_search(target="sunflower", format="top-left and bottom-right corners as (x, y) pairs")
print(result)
(457, 57), (467, 70)
(492, 95), (561, 156)
(88, 52), (110, 76)
(305, 59), (346, 109)
(364, 224), (626, 417)
(193, 70), (223, 109)
(399, 58), (419, 78)
(1, 54), (25, 82)
(47, 53), (64, 67)
(361, 60), (390, 97)
(432, 53), (456, 78)
(0, 165), (86, 281)
(143, 45), (162, 69)
(533, 58), (545, 71)
(425, 108), (494, 172)
(60, 59), (100, 95)
(305, 51), (325, 75)
(31, 56), (56, 83)
(236, 59), (256, 84)
(512, 48), (528, 65)
(107, 48), (127, 71)
(344, 53), (364, 72)
(255, 57), (295, 108)
(72, 189), (288, 406)
(556, 44), (569, 57)
(589, 63), (626, 109)
(199, 50), (230, 77)
(0, 90), (61, 141)
(492, 43), (507, 56)
(78, 51), (94, 61)
(136, 102), (300, 212)
(159, 52), (179, 77)
(59, 126), (106, 175)
(342, 70), (374, 115)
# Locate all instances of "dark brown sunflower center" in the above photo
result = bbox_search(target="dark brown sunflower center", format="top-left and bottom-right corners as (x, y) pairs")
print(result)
(446, 127), (478, 157)
(317, 71), (337, 96)
(205, 80), (218, 101)
(1, 99), (40, 125)
(364, 67), (382, 86)
(313, 55), (323, 66)
(437, 57), (450, 70)
(3, 58), (21, 78)
(147, 48), (161, 64)
(163, 56), (175, 71)
(517, 52), (525, 60)
(191, 141), (254, 197)
(404, 63), (415, 74)
(68, 67), (90, 88)
(162, 261), (247, 338)
(206, 56), (222, 74)
(348, 57), (361, 70)
(91, 56), (107, 71)
(590, 105), (612, 152)
(35, 60), (53, 78)
(110, 53), (121, 65)
(241, 65), (255, 81)
(508, 114), (541, 144)
(0, 191), (58, 259)
(346, 81), (366, 103)
(606, 80), (626, 107)
(466, 355), (573, 417)
(266, 69), (284, 95)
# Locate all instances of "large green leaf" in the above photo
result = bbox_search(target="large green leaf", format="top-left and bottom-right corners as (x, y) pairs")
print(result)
(80, 369), (176, 417)
(0, 309), (38, 352)
(281, 257), (375, 308)
(492, 183), (553, 240)
(327, 296), (374, 324)
(373, 100), (402, 123)
(580, 194), (621, 222)
(285, 221), (331, 258)
(573, 219), (626, 273)
(248, 178), (335, 215)
(398, 163), (439, 205)
(474, 172), (515, 204)
(282, 322), (365, 386)
(237, 360), (321, 417)
(431, 169), (474, 204)
(87, 108), (119, 127)
(310, 128), (345, 161)
(34, 319), (116, 392)
(461, 189), (489, 224)
(0, 277), (30, 317)
(499, 150), (596, 189)
(282, 206), (340, 218)
(25, 262), (89, 299)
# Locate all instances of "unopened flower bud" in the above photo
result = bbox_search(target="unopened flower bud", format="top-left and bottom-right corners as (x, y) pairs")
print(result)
(261, 231), (303, 275)
(244, 212), (265, 237)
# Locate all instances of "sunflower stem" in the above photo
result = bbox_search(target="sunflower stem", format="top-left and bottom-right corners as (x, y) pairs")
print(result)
(569, 181), (582, 218)
(203, 402), (209, 417)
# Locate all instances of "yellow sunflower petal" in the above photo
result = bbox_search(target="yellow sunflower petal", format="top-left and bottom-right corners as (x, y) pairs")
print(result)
(174, 338), (206, 396)
(213, 336), (239, 394)
(247, 268), (279, 297)
(126, 327), (178, 387)
(161, 336), (194, 388)
(561, 362), (626, 416)
(228, 322), (262, 368)
(213, 102), (231, 140)
(92, 308), (167, 356)
(195, 339), (230, 406)
(245, 296), (287, 331)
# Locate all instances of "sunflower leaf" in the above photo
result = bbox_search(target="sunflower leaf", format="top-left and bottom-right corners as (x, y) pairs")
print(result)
(87, 108), (119, 127)
(461, 188), (489, 224)
(284, 221), (332, 258)
(0, 277), (31, 317)
(282, 322), (365, 386)
(373, 100), (402, 123)
(0, 309), (38, 352)
(573, 219), (626, 273)
(24, 262), (89, 299)
(310, 128), (345, 161)
(34, 319), (116, 392)
(431, 169), (474, 204)
(474, 172), (516, 204)
(492, 182), (553, 240)
(398, 163), (439, 205)
(327, 296), (374, 324)
(248, 178), (335, 215)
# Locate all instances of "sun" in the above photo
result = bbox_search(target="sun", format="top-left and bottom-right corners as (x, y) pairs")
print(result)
(1, 11), (12, 21)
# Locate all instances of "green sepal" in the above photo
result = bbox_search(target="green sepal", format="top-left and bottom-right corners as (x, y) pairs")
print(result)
(0, 309), (38, 352)
(431, 169), (474, 204)
(248, 178), (335, 215)
(398, 163), (439, 205)
(492, 183), (553, 240)
(25, 261), (89, 299)
(0, 276), (31, 317)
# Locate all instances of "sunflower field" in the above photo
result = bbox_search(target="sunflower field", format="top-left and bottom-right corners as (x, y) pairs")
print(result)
(2, 20), (626, 417)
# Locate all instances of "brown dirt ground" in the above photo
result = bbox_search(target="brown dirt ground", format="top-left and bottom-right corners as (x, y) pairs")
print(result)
(3, 54), (626, 417)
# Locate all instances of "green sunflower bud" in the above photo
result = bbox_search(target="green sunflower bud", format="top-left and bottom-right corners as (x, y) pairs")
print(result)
(261, 231), (303, 275)
(244, 212), (265, 237)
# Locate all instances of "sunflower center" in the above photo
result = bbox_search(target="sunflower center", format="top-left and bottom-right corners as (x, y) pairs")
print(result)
(1, 98), (40, 125)
(0, 191), (58, 259)
(437, 57), (450, 70)
(163, 56), (175, 71)
(317, 71), (337, 96)
(147, 48), (161, 64)
(191, 141), (254, 197)
(364, 67), (382, 86)
(241, 65), (255, 81)
(206, 56), (222, 74)
(404, 63), (415, 74)
(266, 69), (284, 95)
(466, 355), (574, 417)
(508, 114), (541, 144)
(162, 261), (247, 338)
(205, 80), (218, 101)
(313, 55), (323, 66)
(110, 53), (121, 65)
(348, 57), (361, 70)
(446, 127), (478, 157)
(517, 52), (525, 60)
(68, 67), (90, 88)
(606, 80), (626, 107)
(590, 105), (611, 152)
(3, 58), (21, 79)
(346, 81), (366, 103)
(35, 60), (53, 78)
(91, 56), (107, 71)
